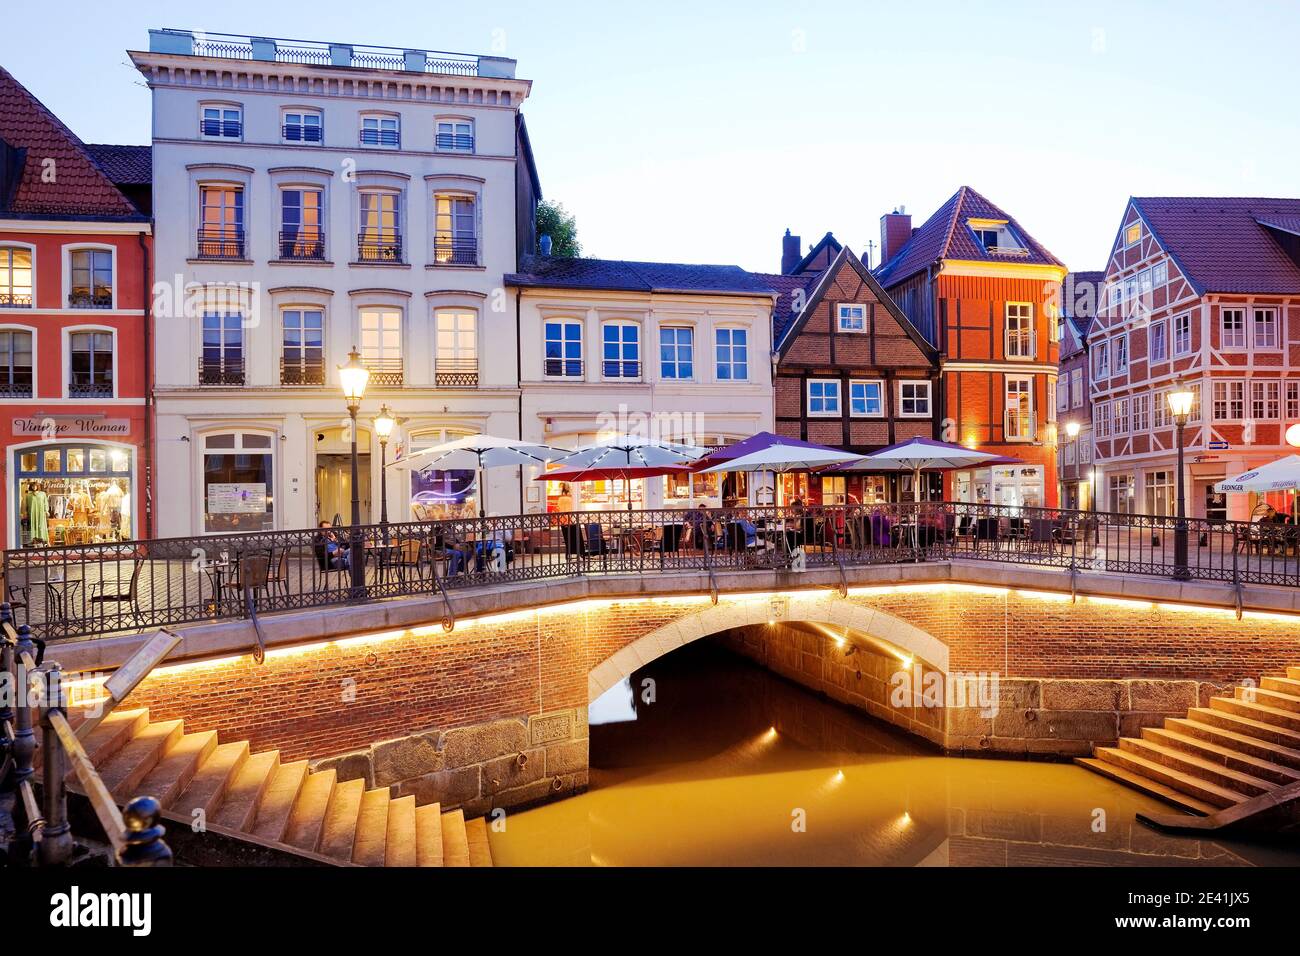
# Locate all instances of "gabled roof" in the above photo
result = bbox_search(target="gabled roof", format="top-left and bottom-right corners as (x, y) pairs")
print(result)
(874, 185), (1064, 287)
(752, 271), (821, 345)
(85, 144), (152, 186)
(788, 231), (842, 275)
(1128, 197), (1300, 295)
(1060, 270), (1103, 358)
(505, 255), (775, 296)
(0, 66), (142, 220)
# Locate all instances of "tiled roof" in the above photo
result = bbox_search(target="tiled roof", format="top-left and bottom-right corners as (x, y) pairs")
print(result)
(505, 255), (775, 296)
(0, 66), (141, 219)
(1060, 270), (1103, 358)
(751, 271), (820, 344)
(789, 232), (841, 275)
(874, 185), (1064, 287)
(85, 144), (152, 186)
(1132, 197), (1300, 294)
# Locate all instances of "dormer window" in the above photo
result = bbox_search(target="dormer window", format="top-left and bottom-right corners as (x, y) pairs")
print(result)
(360, 114), (399, 148)
(436, 118), (474, 152)
(968, 219), (1025, 255)
(283, 109), (323, 143)
(201, 105), (242, 139)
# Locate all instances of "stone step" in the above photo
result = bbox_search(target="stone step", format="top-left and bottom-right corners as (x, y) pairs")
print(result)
(384, 794), (417, 867)
(414, 802), (444, 867)
(1211, 695), (1300, 733)
(1287, 666), (1300, 681)
(1262, 676), (1300, 696)
(1094, 746), (1245, 809)
(1167, 717), (1300, 771)
(1190, 706), (1300, 750)
(1119, 737), (1276, 797)
(134, 731), (218, 806)
(1075, 756), (1218, 816)
(465, 816), (493, 867)
(319, 778), (365, 862)
(283, 769), (336, 853)
(97, 720), (184, 801)
(351, 788), (391, 867)
(1242, 685), (1300, 714)
(172, 741), (249, 818)
(1141, 726), (1300, 787)
(251, 760), (310, 843)
(211, 750), (280, 832)
(440, 808), (471, 867)
(81, 709), (149, 765)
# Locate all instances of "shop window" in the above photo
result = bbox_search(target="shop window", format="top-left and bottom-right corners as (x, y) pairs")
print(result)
(202, 432), (274, 533)
(409, 431), (478, 520)
(15, 443), (132, 547)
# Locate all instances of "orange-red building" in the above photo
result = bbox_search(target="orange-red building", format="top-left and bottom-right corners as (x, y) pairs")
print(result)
(875, 187), (1067, 508)
(0, 67), (152, 549)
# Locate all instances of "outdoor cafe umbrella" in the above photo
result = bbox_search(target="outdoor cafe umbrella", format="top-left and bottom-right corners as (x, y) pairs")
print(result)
(1216, 455), (1300, 495)
(856, 437), (1004, 499)
(398, 433), (565, 517)
(548, 435), (709, 511)
(693, 432), (864, 504)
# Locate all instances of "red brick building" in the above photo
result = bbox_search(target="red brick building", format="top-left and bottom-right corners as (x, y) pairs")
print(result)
(759, 240), (939, 504)
(875, 187), (1067, 508)
(0, 66), (152, 549)
(1056, 271), (1103, 509)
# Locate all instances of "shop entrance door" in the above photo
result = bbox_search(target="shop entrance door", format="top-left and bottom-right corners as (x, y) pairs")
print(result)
(315, 454), (371, 526)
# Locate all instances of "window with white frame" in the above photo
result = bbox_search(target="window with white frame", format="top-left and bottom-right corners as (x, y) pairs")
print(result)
(1151, 261), (1168, 286)
(1145, 471), (1174, 516)
(1047, 379), (1057, 423)
(281, 309), (324, 385)
(0, 248), (33, 307)
(433, 194), (477, 265)
(715, 327), (748, 381)
(1125, 223), (1141, 247)
(544, 320), (582, 377)
(1132, 392), (1150, 431)
(1253, 308), (1278, 349)
(1212, 380), (1244, 421)
(808, 380), (841, 416)
(436, 118), (474, 152)
(201, 104), (241, 139)
(282, 108), (322, 143)
(1079, 437), (1092, 463)
(1189, 382), (1202, 422)
(1115, 333), (1128, 373)
(1070, 368), (1083, 408)
(1094, 341), (1109, 379)
(1005, 302), (1033, 359)
(1149, 320), (1167, 363)
(359, 308), (403, 382)
(1064, 442), (1076, 466)
(1057, 375), (1069, 412)
(837, 304), (866, 333)
(659, 326), (694, 380)
(1109, 473), (1135, 513)
(68, 249), (112, 308)
(1153, 389), (1168, 428)
(1005, 377), (1032, 439)
(358, 191), (401, 262)
(899, 380), (931, 417)
(1095, 401), (1111, 438)
(1113, 397), (1130, 435)
(68, 329), (113, 397)
(435, 310), (477, 384)
(198, 184), (245, 258)
(199, 311), (244, 385)
(360, 113), (400, 148)
(849, 379), (883, 417)
(1251, 380), (1280, 420)
(601, 322), (640, 379)
(279, 188), (324, 260)
(1287, 381), (1300, 422)
(1221, 308), (1246, 349)
(1174, 313), (1192, 355)
(0, 329), (34, 397)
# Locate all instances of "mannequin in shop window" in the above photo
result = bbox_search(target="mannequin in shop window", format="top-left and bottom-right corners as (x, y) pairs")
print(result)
(25, 481), (49, 545)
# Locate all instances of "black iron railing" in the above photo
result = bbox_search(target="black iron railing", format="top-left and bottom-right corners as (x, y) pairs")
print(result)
(432, 236), (478, 266)
(5, 502), (1298, 646)
(544, 357), (584, 378)
(359, 128), (400, 148)
(0, 292), (32, 307)
(357, 233), (402, 263)
(67, 381), (112, 399)
(280, 357), (325, 385)
(0, 381), (33, 398)
(363, 357), (404, 387)
(278, 230), (326, 260)
(196, 230), (246, 260)
(435, 132), (474, 151)
(198, 357), (245, 386)
(67, 290), (113, 309)
(200, 119), (242, 138)
(434, 357), (478, 387)
(282, 123), (323, 142)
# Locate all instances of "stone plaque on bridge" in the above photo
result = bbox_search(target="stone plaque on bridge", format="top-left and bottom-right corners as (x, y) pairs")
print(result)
(529, 710), (574, 745)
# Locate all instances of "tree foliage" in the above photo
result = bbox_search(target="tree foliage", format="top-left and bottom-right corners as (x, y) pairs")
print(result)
(536, 200), (581, 258)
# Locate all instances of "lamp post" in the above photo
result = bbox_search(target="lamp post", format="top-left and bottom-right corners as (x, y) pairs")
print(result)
(373, 404), (396, 539)
(338, 347), (370, 598)
(1167, 381), (1195, 581)
(1064, 420), (1081, 510)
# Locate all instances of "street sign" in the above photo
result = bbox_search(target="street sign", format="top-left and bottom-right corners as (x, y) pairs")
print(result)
(1208, 441), (1230, 450)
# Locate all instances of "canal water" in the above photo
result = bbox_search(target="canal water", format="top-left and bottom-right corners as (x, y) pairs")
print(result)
(492, 638), (1300, 867)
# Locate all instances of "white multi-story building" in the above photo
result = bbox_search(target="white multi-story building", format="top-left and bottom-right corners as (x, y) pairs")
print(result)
(132, 29), (540, 535)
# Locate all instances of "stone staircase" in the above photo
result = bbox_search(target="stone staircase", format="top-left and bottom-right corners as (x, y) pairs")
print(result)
(1078, 665), (1300, 816)
(62, 705), (494, 867)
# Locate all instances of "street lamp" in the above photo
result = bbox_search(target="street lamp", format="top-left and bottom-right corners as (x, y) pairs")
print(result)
(1167, 380), (1196, 581)
(338, 347), (370, 597)
(1064, 421), (1080, 510)
(373, 404), (396, 538)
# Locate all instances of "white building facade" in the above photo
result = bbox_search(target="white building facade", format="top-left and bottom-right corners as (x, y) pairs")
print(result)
(132, 29), (538, 535)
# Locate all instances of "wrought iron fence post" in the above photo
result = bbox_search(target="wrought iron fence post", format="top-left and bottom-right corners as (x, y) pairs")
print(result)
(37, 663), (74, 865)
(117, 796), (173, 867)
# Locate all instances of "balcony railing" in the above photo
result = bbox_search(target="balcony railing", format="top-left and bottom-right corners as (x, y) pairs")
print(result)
(280, 357), (325, 386)
(602, 360), (642, 379)
(68, 380), (112, 399)
(278, 230), (326, 261)
(283, 123), (323, 142)
(196, 230), (246, 260)
(0, 381), (33, 399)
(0, 292), (32, 308)
(200, 119), (242, 138)
(1006, 332), (1035, 359)
(432, 236), (478, 266)
(359, 128), (400, 148)
(363, 357), (404, 387)
(434, 357), (478, 388)
(198, 357), (245, 386)
(67, 290), (113, 309)
(357, 233), (403, 263)
(544, 357), (584, 378)
(435, 132), (474, 151)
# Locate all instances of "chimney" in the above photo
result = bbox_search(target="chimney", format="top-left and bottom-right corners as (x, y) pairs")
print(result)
(781, 228), (801, 274)
(880, 207), (912, 268)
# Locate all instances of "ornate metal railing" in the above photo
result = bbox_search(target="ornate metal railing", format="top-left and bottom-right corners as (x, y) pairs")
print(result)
(280, 357), (325, 386)
(432, 236), (478, 266)
(278, 230), (325, 260)
(198, 357), (245, 386)
(362, 357), (404, 387)
(196, 229), (245, 260)
(434, 357), (478, 387)
(3, 502), (1296, 647)
(356, 233), (402, 263)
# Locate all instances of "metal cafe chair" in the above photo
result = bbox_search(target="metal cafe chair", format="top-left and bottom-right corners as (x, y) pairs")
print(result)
(89, 557), (146, 630)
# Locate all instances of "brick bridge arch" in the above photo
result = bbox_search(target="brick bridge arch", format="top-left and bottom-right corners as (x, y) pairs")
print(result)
(587, 591), (949, 704)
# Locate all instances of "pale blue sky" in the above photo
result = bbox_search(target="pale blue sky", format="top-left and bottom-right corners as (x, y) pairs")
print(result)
(3, 0), (1295, 273)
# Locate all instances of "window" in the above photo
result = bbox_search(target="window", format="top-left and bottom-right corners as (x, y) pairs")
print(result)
(358, 191), (401, 262)
(200, 312), (244, 385)
(1132, 392), (1150, 431)
(1095, 401), (1111, 439)
(436, 118), (474, 152)
(969, 220), (1025, 254)
(1212, 381), (1244, 421)
(0, 330), (33, 397)
(360, 308), (403, 385)
(602, 322), (640, 378)
(1064, 442), (1076, 466)
(1114, 333), (1128, 373)
(1047, 379), (1057, 423)
(1005, 303), (1034, 358)
(0, 248), (33, 307)
(69, 330), (113, 397)
(1109, 474), (1134, 514)
(360, 113), (399, 148)
(203, 432), (274, 533)
(1113, 397), (1129, 435)
(715, 328), (748, 381)
(433, 194), (477, 265)
(1125, 223), (1141, 246)
(1070, 368), (1083, 408)
(1145, 471), (1174, 516)
(1251, 380), (1280, 420)
(899, 380), (931, 417)
(283, 109), (322, 142)
(837, 304), (866, 333)
(201, 104), (241, 138)
(660, 326), (694, 380)
(808, 380), (840, 416)
(1174, 314), (1192, 355)
(1253, 308), (1278, 349)
(198, 185), (245, 259)
(850, 380), (883, 417)
(1288, 381), (1300, 422)
(435, 310), (478, 386)
(821, 476), (847, 505)
(68, 249), (112, 308)
(1151, 261), (1168, 286)
(1056, 375), (1069, 412)
(1079, 438), (1091, 463)
(1149, 320), (1167, 363)
(279, 188), (324, 260)
(1189, 382), (1202, 423)
(1154, 389), (1168, 428)
(281, 309), (324, 385)
(1094, 341), (1109, 379)
(1221, 308), (1246, 349)
(544, 321), (583, 377)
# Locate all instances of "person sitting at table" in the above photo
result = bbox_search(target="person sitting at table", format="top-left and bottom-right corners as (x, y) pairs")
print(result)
(317, 521), (350, 569)
(430, 523), (467, 575)
(734, 516), (759, 549)
(686, 503), (710, 548)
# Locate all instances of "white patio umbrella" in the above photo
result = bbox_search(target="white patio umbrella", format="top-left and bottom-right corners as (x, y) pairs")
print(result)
(1216, 456), (1300, 495)
(857, 437), (1003, 501)
(399, 434), (566, 517)
(550, 435), (709, 511)
(696, 442), (864, 476)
